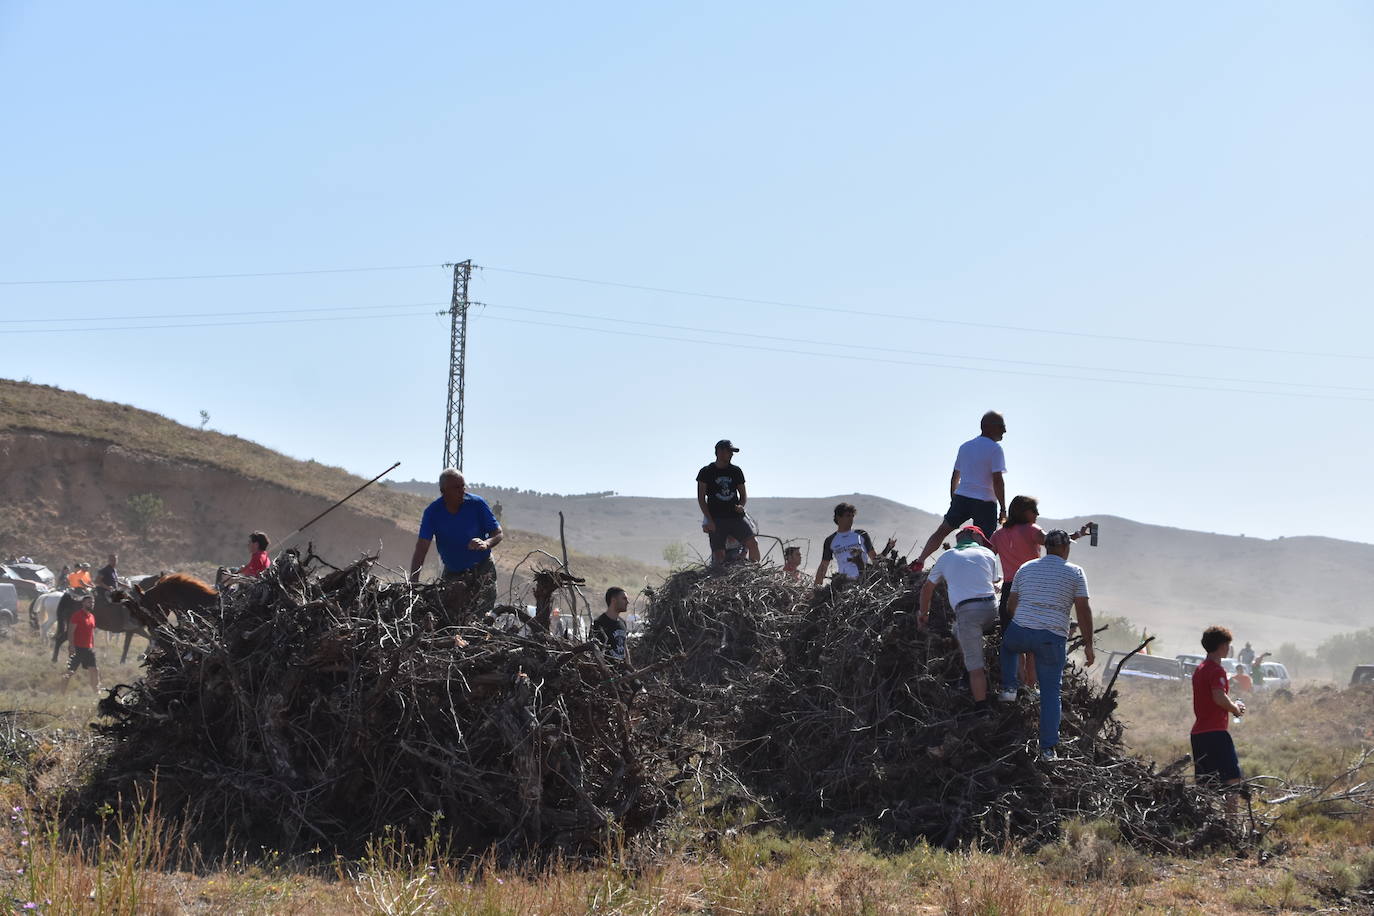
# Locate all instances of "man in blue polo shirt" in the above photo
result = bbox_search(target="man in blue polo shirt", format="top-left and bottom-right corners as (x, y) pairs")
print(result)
(409, 469), (503, 613)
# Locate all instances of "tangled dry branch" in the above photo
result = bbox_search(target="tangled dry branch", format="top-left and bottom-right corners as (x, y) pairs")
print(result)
(81, 552), (697, 860)
(641, 557), (1246, 852)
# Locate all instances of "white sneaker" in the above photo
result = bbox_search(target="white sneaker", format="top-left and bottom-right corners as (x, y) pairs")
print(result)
(999, 689), (1018, 702)
(1040, 748), (1057, 762)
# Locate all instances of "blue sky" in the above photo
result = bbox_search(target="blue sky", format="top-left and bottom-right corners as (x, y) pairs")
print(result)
(3, 2), (1372, 543)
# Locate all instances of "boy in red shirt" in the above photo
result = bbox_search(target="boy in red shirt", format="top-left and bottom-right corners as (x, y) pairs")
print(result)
(238, 531), (271, 578)
(1191, 625), (1247, 809)
(61, 595), (101, 696)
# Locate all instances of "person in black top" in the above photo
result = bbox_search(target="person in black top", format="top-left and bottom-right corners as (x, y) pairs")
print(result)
(95, 553), (118, 591)
(591, 586), (631, 662)
(695, 439), (760, 568)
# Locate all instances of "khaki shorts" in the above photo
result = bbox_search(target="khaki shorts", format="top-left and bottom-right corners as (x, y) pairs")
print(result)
(954, 597), (998, 671)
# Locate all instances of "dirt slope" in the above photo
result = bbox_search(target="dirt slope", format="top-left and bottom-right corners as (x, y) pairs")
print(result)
(0, 381), (660, 602)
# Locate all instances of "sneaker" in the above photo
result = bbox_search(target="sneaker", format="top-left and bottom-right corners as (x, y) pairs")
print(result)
(998, 689), (1018, 702)
(1040, 748), (1057, 762)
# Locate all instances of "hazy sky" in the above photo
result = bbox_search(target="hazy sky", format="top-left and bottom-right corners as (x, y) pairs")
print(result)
(3, 2), (1371, 544)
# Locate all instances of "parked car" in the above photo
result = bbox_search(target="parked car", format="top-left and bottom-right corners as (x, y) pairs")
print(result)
(1350, 665), (1374, 686)
(1175, 654), (1238, 677)
(0, 564), (54, 602)
(1101, 651), (1185, 686)
(1251, 661), (1292, 691)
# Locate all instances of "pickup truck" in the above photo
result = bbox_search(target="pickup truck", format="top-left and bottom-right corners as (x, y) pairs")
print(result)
(0, 563), (54, 600)
(1101, 651), (1185, 686)
(1175, 654), (1238, 677)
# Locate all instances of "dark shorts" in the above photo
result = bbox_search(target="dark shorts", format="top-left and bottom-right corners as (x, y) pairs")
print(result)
(943, 494), (998, 536)
(1191, 730), (1241, 783)
(67, 647), (97, 671)
(707, 514), (755, 551)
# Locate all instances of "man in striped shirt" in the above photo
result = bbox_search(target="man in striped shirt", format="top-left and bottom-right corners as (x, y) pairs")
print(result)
(998, 529), (1095, 760)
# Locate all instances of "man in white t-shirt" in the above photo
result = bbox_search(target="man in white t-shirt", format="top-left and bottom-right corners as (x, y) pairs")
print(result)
(911, 411), (1008, 571)
(918, 525), (1002, 709)
(814, 502), (896, 586)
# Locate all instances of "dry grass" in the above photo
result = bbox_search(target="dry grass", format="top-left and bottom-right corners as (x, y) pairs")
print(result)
(1115, 682), (1374, 785)
(0, 550), (1371, 912)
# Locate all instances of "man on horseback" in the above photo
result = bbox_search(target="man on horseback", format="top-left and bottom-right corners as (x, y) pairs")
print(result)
(96, 553), (119, 591)
(67, 563), (93, 589)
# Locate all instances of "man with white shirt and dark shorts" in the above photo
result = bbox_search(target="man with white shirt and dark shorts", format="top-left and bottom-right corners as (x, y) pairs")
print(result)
(911, 411), (1008, 572)
(918, 525), (1002, 709)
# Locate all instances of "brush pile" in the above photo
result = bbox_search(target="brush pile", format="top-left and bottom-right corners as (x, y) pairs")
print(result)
(83, 553), (690, 859)
(641, 559), (1243, 852)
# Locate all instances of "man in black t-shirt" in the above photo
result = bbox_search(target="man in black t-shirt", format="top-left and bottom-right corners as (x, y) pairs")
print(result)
(591, 586), (630, 662)
(695, 439), (760, 568)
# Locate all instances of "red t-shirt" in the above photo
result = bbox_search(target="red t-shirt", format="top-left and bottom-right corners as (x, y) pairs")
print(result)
(1191, 658), (1230, 735)
(71, 610), (97, 650)
(989, 523), (1043, 584)
(240, 550), (270, 577)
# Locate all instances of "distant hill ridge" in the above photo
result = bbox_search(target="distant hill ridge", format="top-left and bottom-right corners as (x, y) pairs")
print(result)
(3, 379), (1370, 655)
(386, 479), (1374, 655)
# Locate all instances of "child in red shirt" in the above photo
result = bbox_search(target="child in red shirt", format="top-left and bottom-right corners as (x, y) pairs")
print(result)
(238, 531), (271, 578)
(1191, 625), (1247, 809)
(60, 595), (101, 696)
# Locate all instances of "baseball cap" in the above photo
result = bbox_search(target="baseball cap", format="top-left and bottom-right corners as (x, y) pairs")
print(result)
(1044, 529), (1072, 548)
(714, 439), (740, 452)
(955, 525), (985, 541)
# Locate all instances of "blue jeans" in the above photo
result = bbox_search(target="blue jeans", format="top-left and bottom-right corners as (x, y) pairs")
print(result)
(1000, 621), (1068, 750)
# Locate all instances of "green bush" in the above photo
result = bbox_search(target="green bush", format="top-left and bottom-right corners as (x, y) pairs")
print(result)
(126, 493), (165, 538)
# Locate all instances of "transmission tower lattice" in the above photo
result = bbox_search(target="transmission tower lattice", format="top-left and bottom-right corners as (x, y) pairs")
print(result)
(442, 260), (472, 471)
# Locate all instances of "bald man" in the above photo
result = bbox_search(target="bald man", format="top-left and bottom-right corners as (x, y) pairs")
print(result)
(409, 469), (503, 612)
(912, 411), (1008, 571)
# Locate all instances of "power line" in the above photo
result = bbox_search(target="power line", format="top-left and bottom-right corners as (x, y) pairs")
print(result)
(5, 255), (1365, 362)
(472, 312), (1374, 403)
(481, 302), (1374, 394)
(0, 263), (439, 286)
(0, 300), (448, 324)
(478, 264), (1374, 362)
(6, 294), (1367, 398)
(1, 310), (443, 334)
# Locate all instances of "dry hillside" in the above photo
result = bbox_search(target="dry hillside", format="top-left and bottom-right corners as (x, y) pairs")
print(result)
(0, 380), (661, 603)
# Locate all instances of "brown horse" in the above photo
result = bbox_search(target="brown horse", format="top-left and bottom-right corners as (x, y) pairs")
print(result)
(112, 573), (219, 627)
(51, 587), (157, 665)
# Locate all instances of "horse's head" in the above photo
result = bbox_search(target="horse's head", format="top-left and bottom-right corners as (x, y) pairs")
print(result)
(533, 568), (585, 601)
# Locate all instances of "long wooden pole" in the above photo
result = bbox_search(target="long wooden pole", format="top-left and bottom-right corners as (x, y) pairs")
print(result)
(274, 461), (401, 555)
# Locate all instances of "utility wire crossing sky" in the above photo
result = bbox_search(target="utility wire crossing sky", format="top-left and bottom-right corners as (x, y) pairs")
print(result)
(2, 1), (1370, 545)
